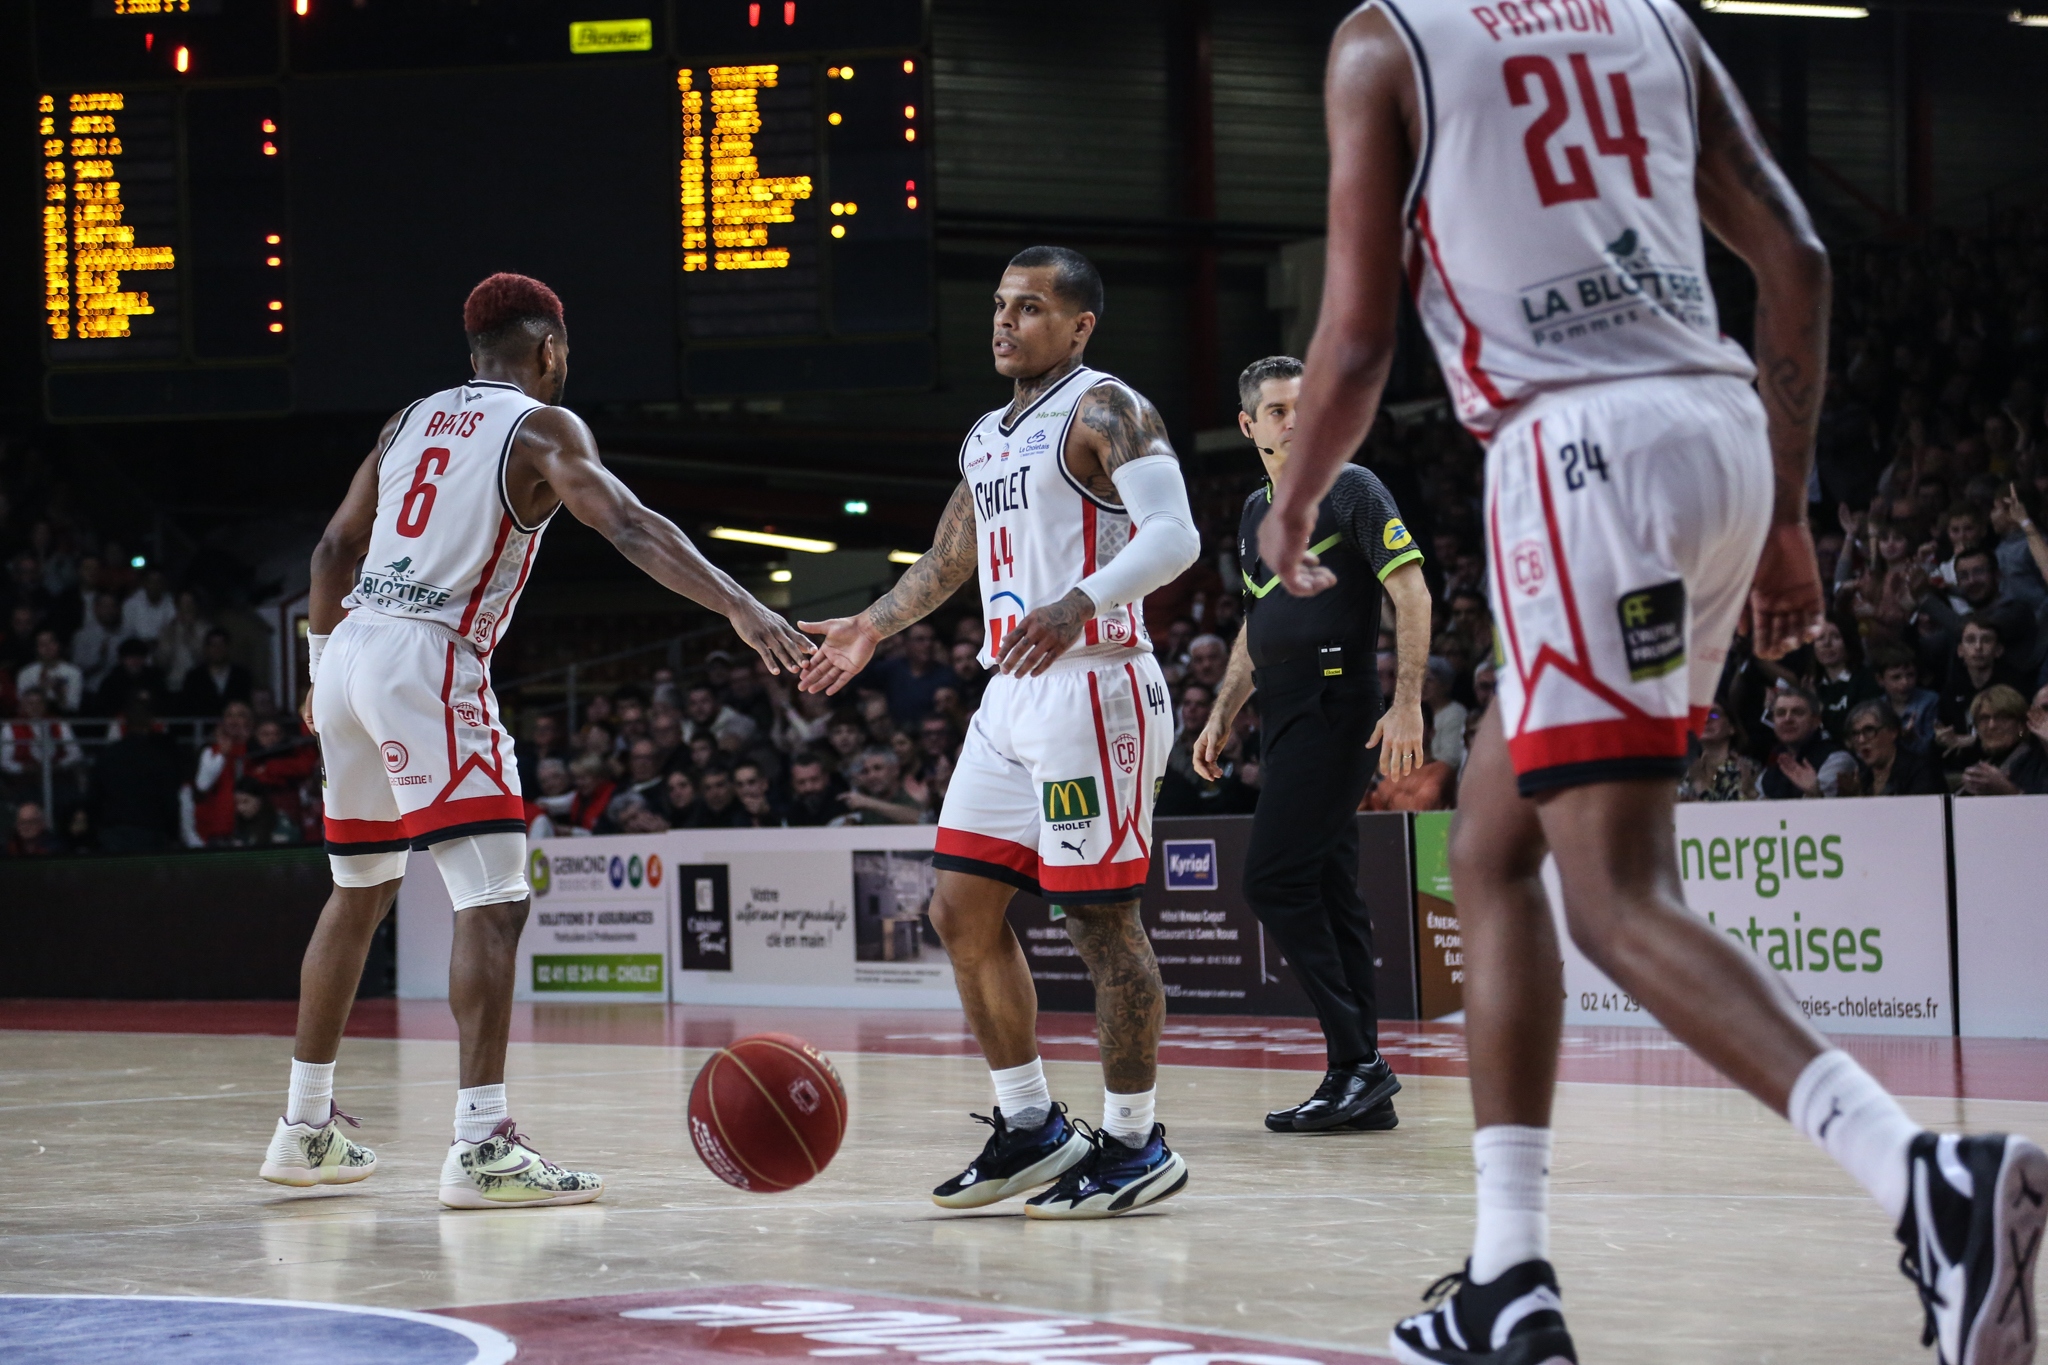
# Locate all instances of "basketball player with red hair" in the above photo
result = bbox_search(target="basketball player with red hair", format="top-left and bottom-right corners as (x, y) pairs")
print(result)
(259, 273), (810, 1207)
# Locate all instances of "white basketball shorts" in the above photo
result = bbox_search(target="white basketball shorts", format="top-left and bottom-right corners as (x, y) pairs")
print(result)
(315, 612), (529, 896)
(1485, 373), (1773, 796)
(935, 652), (1172, 904)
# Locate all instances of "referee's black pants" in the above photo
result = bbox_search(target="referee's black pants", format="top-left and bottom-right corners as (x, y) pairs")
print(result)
(1241, 658), (1381, 1068)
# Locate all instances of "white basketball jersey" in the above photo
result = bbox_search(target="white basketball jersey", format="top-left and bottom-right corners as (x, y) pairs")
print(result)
(344, 379), (556, 658)
(1379, 0), (1754, 435)
(959, 365), (1153, 670)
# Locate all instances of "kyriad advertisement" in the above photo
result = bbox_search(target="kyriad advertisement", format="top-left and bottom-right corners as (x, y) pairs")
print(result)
(1548, 796), (1953, 1036)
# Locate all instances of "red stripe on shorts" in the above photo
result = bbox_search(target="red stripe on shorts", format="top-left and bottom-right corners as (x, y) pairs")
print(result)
(934, 828), (1039, 878)
(402, 793), (526, 839)
(1508, 715), (1690, 772)
(1039, 857), (1149, 894)
(324, 814), (408, 844)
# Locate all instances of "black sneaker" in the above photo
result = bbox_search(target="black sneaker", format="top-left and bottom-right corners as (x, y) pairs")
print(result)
(1389, 1260), (1576, 1365)
(1895, 1131), (2047, 1365)
(1287, 1055), (1403, 1132)
(1023, 1121), (1189, 1219)
(930, 1104), (1092, 1210)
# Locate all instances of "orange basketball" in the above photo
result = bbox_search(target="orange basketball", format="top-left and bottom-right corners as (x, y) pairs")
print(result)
(687, 1032), (847, 1192)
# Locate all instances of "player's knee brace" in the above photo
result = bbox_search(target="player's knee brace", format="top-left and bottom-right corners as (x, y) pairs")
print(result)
(429, 831), (530, 911)
(329, 849), (408, 888)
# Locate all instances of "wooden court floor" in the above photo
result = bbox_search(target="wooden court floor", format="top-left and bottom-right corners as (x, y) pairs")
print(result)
(2, 1002), (2044, 1364)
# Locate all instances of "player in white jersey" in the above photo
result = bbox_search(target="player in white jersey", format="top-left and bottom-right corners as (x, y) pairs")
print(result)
(800, 248), (1201, 1218)
(259, 273), (811, 1207)
(1263, 7), (2042, 1364)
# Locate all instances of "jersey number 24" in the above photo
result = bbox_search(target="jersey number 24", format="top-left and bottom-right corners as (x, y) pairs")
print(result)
(1506, 54), (1651, 207)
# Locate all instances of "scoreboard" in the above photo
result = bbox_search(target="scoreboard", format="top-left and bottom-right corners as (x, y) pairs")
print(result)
(28, 0), (933, 420)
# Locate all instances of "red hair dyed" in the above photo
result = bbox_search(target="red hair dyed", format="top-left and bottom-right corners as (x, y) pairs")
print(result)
(463, 272), (564, 339)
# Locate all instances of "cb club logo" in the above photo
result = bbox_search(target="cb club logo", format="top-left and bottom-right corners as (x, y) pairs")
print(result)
(380, 740), (408, 773)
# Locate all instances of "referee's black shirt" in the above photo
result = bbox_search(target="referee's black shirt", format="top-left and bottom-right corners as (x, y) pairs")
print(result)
(1238, 464), (1423, 684)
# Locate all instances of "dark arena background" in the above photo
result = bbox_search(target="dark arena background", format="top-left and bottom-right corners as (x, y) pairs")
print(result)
(3, 2), (2048, 1363)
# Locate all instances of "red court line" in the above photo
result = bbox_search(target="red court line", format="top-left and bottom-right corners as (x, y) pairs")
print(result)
(4, 998), (2045, 1103)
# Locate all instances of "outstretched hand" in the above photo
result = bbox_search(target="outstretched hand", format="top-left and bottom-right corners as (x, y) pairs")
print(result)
(1745, 522), (1824, 660)
(732, 600), (815, 677)
(797, 614), (878, 694)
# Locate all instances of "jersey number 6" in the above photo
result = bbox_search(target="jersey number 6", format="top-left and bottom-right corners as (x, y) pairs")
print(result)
(395, 446), (451, 539)
(1505, 54), (1652, 208)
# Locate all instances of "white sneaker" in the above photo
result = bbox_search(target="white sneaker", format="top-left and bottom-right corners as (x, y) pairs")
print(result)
(259, 1109), (378, 1188)
(438, 1118), (603, 1209)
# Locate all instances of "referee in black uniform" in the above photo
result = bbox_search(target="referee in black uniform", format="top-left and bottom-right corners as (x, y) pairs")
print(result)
(1194, 355), (1433, 1132)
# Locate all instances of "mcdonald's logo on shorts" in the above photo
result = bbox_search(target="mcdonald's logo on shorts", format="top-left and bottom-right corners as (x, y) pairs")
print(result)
(1041, 777), (1100, 823)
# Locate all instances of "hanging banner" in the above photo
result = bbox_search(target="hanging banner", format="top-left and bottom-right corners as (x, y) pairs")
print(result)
(1953, 794), (2048, 1039)
(517, 836), (674, 1002)
(1547, 796), (1952, 1036)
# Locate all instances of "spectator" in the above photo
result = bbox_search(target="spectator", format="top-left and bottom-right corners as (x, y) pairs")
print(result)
(1937, 614), (2026, 733)
(681, 683), (738, 744)
(1989, 482), (2048, 610)
(1843, 699), (1945, 796)
(1678, 703), (1758, 802)
(1919, 547), (2033, 673)
(1957, 684), (2048, 795)
(5, 800), (63, 856)
(1471, 658), (1497, 716)
(186, 701), (254, 846)
(732, 761), (784, 827)
(1363, 709), (1456, 811)
(722, 660), (775, 734)
(1, 687), (85, 803)
(1447, 588), (1493, 661)
(824, 710), (867, 782)
(604, 790), (671, 835)
(245, 717), (320, 838)
(89, 691), (182, 852)
(51, 553), (100, 639)
(1185, 634), (1228, 690)
(71, 592), (124, 690)
(223, 778), (297, 848)
(659, 769), (702, 827)
(158, 591), (212, 691)
(1157, 682), (1257, 816)
(177, 629), (254, 717)
(769, 675), (832, 754)
(528, 757), (574, 836)
(949, 639), (988, 708)
(648, 707), (688, 775)
(1809, 618), (1881, 741)
(18, 628), (82, 714)
(1423, 655), (1467, 769)
(2, 604), (40, 671)
(918, 714), (959, 768)
(834, 748), (923, 825)
(783, 753), (839, 826)
(622, 738), (665, 804)
(697, 765), (744, 826)
(92, 638), (168, 719)
(566, 754), (615, 833)
(1761, 687), (1857, 799)
(120, 568), (177, 650)
(4, 552), (51, 624)
(613, 694), (651, 749)
(860, 621), (960, 728)
(517, 713), (568, 793)
(1870, 644), (1940, 753)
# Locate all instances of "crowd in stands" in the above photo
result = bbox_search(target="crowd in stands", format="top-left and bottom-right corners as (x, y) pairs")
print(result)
(10, 219), (2048, 855)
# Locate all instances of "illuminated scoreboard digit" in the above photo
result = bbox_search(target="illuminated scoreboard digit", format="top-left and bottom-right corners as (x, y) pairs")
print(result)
(40, 90), (182, 357)
(677, 47), (932, 393)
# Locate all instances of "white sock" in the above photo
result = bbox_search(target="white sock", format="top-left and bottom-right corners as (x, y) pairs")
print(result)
(1788, 1049), (1921, 1221)
(990, 1058), (1053, 1130)
(1472, 1125), (1552, 1283)
(1102, 1087), (1156, 1147)
(285, 1059), (334, 1128)
(454, 1083), (508, 1144)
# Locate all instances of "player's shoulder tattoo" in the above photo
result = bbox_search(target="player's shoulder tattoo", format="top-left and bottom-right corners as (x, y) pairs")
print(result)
(1077, 381), (1175, 476)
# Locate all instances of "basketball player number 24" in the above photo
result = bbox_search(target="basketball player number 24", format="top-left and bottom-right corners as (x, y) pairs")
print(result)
(1505, 54), (1651, 207)
(395, 446), (450, 538)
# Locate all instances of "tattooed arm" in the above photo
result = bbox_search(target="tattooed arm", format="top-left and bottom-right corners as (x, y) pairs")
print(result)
(995, 383), (1199, 677)
(1695, 38), (1831, 659)
(797, 481), (978, 695)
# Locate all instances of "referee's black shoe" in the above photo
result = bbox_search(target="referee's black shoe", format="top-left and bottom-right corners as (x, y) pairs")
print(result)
(1274, 1055), (1402, 1132)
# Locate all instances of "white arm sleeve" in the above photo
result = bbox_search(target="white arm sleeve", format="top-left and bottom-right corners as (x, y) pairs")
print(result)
(1075, 455), (1201, 614)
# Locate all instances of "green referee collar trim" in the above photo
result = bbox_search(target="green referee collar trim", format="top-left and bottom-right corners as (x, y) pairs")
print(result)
(1375, 547), (1424, 582)
(1243, 533), (1343, 597)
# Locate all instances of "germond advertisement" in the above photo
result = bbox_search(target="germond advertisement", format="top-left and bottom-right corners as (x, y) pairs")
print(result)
(516, 837), (673, 1002)
(1546, 796), (1953, 1036)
